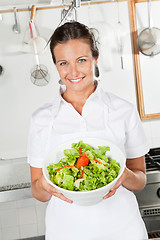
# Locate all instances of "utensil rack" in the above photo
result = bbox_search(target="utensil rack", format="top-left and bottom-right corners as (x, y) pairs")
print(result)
(0, 0), (124, 14)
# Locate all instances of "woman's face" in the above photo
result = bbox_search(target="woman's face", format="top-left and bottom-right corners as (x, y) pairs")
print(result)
(53, 39), (98, 93)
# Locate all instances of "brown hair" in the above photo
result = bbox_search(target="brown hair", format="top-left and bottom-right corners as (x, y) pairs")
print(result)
(50, 21), (99, 64)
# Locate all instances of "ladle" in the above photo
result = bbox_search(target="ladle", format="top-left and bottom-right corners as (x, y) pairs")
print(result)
(12, 7), (20, 34)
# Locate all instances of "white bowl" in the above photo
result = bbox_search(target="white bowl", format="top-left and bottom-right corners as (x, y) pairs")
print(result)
(42, 138), (126, 206)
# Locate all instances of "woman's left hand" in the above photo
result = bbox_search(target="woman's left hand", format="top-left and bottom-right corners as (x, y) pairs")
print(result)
(103, 168), (129, 199)
(103, 156), (146, 199)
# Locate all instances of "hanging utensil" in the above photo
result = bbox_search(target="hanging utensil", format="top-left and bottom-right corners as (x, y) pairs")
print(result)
(61, 3), (77, 24)
(30, 44), (50, 86)
(87, 1), (100, 44)
(116, 1), (124, 69)
(0, 65), (4, 76)
(30, 64), (49, 87)
(89, 27), (100, 44)
(59, 2), (75, 27)
(137, 0), (160, 56)
(29, 11), (50, 87)
(28, 5), (47, 55)
(12, 7), (20, 34)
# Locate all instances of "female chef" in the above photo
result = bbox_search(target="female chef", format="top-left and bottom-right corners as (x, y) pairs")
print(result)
(27, 21), (149, 240)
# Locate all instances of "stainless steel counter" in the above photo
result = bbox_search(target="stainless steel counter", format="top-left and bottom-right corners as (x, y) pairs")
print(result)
(0, 157), (32, 202)
(0, 185), (32, 202)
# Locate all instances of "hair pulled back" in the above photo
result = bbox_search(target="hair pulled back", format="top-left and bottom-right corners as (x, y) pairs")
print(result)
(50, 21), (99, 64)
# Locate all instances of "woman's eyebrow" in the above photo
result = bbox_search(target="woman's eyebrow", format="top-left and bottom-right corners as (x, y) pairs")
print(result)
(56, 59), (66, 63)
(77, 55), (88, 59)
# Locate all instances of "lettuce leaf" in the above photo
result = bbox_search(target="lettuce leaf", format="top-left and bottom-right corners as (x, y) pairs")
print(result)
(47, 140), (120, 192)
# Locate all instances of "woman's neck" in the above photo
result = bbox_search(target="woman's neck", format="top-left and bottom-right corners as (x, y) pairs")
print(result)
(62, 82), (96, 115)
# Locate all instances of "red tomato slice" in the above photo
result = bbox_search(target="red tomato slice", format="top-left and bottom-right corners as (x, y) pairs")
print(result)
(76, 153), (89, 168)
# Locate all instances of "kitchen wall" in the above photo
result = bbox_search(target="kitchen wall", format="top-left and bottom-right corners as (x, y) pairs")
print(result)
(1, 1), (160, 159)
(0, 197), (47, 239)
(0, 1), (160, 239)
(0, 1), (137, 159)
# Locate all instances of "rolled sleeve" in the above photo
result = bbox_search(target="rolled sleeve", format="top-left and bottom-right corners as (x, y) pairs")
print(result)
(125, 107), (149, 158)
(27, 117), (45, 168)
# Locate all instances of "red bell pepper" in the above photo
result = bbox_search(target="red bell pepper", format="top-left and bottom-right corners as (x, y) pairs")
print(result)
(79, 147), (82, 155)
(75, 168), (85, 181)
(93, 158), (106, 166)
(55, 165), (74, 172)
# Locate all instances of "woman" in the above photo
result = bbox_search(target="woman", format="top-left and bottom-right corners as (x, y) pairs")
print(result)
(28, 21), (149, 240)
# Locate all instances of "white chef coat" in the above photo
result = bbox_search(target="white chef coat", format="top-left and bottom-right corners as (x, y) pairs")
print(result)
(27, 82), (149, 240)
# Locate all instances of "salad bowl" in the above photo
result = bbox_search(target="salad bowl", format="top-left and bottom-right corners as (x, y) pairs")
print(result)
(42, 137), (126, 206)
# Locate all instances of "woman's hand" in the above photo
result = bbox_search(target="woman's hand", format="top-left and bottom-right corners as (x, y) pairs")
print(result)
(103, 156), (146, 200)
(30, 166), (73, 203)
(103, 168), (129, 199)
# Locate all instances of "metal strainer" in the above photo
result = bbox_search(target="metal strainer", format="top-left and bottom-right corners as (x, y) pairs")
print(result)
(137, 0), (160, 56)
(29, 9), (50, 86)
(30, 64), (49, 86)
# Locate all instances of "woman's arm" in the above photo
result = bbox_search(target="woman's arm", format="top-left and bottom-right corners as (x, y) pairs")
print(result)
(30, 166), (73, 203)
(103, 156), (146, 199)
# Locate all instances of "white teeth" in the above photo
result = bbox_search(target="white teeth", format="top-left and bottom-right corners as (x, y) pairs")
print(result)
(70, 78), (83, 83)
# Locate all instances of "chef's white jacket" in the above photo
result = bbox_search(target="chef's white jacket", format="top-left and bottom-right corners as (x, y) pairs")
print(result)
(28, 83), (149, 240)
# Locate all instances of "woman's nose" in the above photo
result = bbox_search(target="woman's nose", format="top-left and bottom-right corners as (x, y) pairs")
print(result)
(69, 63), (79, 77)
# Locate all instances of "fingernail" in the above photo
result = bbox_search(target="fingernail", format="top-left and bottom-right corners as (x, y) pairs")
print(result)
(103, 196), (108, 199)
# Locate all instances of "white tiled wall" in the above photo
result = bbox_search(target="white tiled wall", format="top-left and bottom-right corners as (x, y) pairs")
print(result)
(0, 198), (47, 240)
(142, 118), (160, 149)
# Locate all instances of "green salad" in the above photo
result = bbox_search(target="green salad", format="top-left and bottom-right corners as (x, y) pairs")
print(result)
(47, 140), (120, 191)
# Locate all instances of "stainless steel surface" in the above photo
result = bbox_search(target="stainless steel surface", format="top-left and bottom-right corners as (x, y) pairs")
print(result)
(135, 148), (160, 236)
(147, 171), (160, 184)
(137, 0), (160, 56)
(73, 0), (81, 8)
(0, 157), (32, 202)
(0, 157), (30, 187)
(135, 172), (160, 207)
(0, 187), (32, 203)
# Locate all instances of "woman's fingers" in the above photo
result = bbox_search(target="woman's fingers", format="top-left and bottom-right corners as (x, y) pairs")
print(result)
(41, 175), (73, 203)
(48, 185), (73, 203)
(48, 186), (73, 203)
(103, 169), (127, 199)
(53, 192), (73, 203)
(103, 188), (116, 199)
(103, 180), (121, 199)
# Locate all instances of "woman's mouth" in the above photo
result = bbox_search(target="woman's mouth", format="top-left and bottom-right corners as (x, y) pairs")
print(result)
(68, 77), (85, 83)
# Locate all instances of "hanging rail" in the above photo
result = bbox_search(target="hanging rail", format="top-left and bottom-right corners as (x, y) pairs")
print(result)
(0, 0), (128, 14)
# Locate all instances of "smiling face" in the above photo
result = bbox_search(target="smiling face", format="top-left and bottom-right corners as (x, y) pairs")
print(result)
(53, 39), (98, 94)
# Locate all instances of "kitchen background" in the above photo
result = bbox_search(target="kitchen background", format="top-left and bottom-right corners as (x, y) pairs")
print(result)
(0, 0), (160, 239)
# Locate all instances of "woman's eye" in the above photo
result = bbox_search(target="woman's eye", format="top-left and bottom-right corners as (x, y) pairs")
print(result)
(79, 58), (86, 63)
(59, 62), (67, 66)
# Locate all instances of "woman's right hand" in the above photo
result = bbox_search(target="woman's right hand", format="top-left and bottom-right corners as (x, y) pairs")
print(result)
(39, 174), (73, 203)
(30, 166), (73, 203)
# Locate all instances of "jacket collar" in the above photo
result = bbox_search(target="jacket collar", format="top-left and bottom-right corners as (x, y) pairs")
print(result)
(51, 81), (115, 117)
